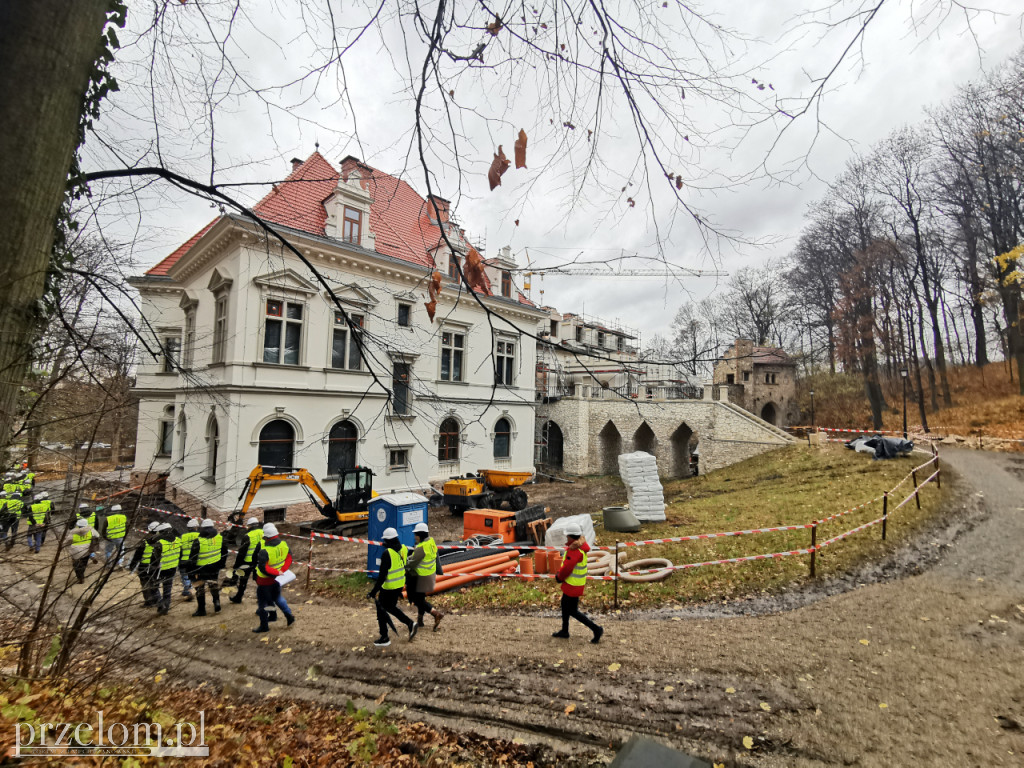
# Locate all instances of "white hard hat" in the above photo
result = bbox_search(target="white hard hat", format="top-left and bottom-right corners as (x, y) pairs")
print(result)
(76, 519), (88, 528)
(262, 523), (278, 537)
(200, 519), (216, 528)
(564, 523), (583, 538)
(34, 494), (42, 501)
(39, 492), (48, 499)
(413, 522), (429, 534)
(110, 504), (122, 512)
(187, 518), (199, 528)
(147, 521), (160, 532)
(157, 523), (173, 532)
(246, 517), (259, 526)
(381, 527), (399, 540)
(79, 503), (88, 510)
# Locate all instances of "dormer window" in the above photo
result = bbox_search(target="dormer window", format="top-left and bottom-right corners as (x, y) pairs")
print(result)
(501, 271), (512, 298)
(448, 255), (460, 279)
(343, 206), (362, 244)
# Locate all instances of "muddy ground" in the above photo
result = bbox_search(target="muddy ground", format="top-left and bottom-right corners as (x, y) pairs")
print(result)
(3, 449), (1024, 766)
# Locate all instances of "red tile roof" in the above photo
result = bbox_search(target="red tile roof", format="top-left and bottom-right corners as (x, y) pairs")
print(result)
(145, 152), (484, 282)
(752, 346), (795, 365)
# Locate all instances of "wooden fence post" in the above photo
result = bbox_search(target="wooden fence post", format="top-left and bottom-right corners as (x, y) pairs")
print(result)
(912, 468), (921, 509)
(932, 444), (941, 489)
(882, 492), (888, 541)
(809, 522), (817, 578)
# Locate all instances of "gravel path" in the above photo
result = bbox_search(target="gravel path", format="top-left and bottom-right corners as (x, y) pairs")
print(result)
(4, 448), (1023, 766)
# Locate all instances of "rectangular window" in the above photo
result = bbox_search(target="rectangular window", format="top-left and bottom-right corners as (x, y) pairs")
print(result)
(397, 303), (411, 327)
(495, 340), (515, 386)
(393, 362), (411, 415)
(727, 373), (735, 384)
(212, 296), (228, 363)
(331, 312), (364, 370)
(550, 320), (558, 337)
(263, 300), (303, 365)
(389, 449), (408, 469)
(448, 256), (459, 279)
(575, 326), (583, 343)
(765, 373), (770, 384)
(158, 421), (174, 456)
(183, 311), (196, 368)
(616, 335), (624, 352)
(162, 335), (181, 373)
(342, 206), (361, 244)
(440, 331), (465, 382)
(501, 271), (512, 297)
(743, 371), (750, 382)
(597, 331), (606, 348)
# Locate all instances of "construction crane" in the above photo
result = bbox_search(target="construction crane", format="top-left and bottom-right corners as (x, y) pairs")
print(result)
(516, 264), (728, 300)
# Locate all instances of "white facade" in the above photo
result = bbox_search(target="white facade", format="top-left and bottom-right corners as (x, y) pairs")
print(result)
(130, 214), (546, 521)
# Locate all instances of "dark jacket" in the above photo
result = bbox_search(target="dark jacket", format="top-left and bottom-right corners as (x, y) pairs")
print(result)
(368, 542), (405, 599)
(129, 534), (159, 573)
(231, 525), (260, 570)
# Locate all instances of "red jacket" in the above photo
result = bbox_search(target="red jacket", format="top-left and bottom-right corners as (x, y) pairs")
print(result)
(255, 537), (293, 586)
(555, 540), (590, 597)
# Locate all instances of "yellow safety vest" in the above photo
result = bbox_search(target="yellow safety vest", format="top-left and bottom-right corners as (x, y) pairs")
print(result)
(106, 514), (127, 540)
(179, 530), (199, 557)
(256, 540), (289, 578)
(29, 502), (47, 525)
(415, 538), (438, 577)
(72, 528), (92, 547)
(562, 548), (588, 588)
(383, 545), (408, 590)
(2, 483), (18, 494)
(196, 534), (223, 567)
(159, 538), (180, 572)
(244, 528), (264, 564)
(8, 500), (24, 517)
(141, 540), (154, 565)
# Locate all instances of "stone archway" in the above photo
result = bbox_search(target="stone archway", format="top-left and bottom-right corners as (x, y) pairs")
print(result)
(633, 421), (657, 454)
(760, 402), (778, 426)
(597, 421), (622, 474)
(543, 421), (564, 469)
(670, 422), (694, 478)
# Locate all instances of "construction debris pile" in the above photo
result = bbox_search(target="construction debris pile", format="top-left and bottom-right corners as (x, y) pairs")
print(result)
(617, 452), (666, 522)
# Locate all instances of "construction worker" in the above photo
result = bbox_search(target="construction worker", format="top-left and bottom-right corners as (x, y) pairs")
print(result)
(103, 504), (127, 564)
(0, 492), (10, 543)
(150, 523), (181, 615)
(228, 517), (263, 604)
(15, 472), (32, 495)
(4, 492), (25, 550)
(406, 522), (444, 631)
(252, 523), (294, 633)
(177, 520), (199, 601)
(69, 518), (99, 584)
(188, 519), (228, 617)
(27, 494), (49, 553)
(552, 523), (603, 644)
(77, 503), (96, 529)
(367, 527), (416, 647)
(128, 521), (162, 606)
(2, 473), (18, 494)
(23, 469), (36, 490)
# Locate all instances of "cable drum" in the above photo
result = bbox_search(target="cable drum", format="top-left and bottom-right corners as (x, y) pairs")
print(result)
(619, 557), (673, 583)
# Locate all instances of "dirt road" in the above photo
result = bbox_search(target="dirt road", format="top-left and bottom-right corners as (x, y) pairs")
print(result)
(5, 448), (1024, 766)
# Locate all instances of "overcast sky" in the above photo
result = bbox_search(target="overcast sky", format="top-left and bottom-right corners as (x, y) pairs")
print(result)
(90, 0), (1023, 345)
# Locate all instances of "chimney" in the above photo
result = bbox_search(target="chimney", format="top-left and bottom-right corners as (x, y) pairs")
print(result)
(427, 194), (450, 223)
(290, 157), (303, 172)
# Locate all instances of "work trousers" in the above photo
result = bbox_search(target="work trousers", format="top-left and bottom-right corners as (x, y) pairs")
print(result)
(26, 525), (44, 553)
(193, 571), (221, 613)
(255, 582), (292, 629)
(560, 594), (600, 634)
(409, 590), (433, 620)
(179, 567), (192, 595)
(139, 568), (159, 606)
(232, 565), (253, 600)
(104, 538), (124, 563)
(71, 555), (88, 583)
(156, 568), (176, 613)
(376, 589), (413, 638)
(3, 518), (20, 548)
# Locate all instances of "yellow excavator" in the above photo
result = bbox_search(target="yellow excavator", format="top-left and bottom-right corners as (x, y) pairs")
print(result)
(227, 465), (374, 535)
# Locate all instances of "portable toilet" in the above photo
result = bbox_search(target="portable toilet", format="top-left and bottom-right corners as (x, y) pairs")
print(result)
(367, 492), (428, 574)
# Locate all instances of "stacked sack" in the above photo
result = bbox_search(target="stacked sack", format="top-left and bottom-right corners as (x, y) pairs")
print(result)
(617, 451), (666, 522)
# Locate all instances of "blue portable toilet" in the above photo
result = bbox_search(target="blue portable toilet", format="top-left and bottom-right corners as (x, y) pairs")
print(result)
(367, 492), (428, 574)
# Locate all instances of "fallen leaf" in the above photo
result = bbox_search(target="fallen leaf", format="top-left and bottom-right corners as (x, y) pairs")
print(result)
(607, 663), (621, 672)
(859, 639), (870, 646)
(486, 15), (503, 36)
(879, 703), (888, 709)
(564, 703), (576, 715)
(743, 736), (754, 749)
(664, 685), (674, 692)
(760, 702), (771, 712)
(280, 648), (292, 654)
(726, 687), (736, 694)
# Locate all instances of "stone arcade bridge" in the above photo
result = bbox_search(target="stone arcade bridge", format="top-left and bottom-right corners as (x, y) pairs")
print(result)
(536, 387), (796, 478)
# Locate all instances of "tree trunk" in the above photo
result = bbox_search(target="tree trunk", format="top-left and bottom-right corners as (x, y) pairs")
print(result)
(963, 225), (989, 367)
(996, 283), (1024, 395)
(0, 0), (111, 452)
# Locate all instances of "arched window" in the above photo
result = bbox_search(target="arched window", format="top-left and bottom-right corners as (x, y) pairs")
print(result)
(438, 418), (460, 463)
(493, 418), (511, 459)
(327, 420), (357, 475)
(207, 417), (220, 481)
(258, 419), (295, 468)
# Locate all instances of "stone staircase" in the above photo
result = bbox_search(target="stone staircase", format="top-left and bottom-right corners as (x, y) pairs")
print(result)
(718, 400), (798, 443)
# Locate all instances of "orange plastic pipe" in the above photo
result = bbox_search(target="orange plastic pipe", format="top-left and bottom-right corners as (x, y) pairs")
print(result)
(436, 552), (514, 577)
(430, 560), (518, 595)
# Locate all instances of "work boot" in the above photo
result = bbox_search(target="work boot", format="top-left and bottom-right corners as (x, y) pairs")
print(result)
(552, 630), (569, 639)
(416, 616), (425, 628)
(285, 613), (295, 627)
(591, 626), (604, 644)
(193, 592), (207, 617)
(212, 594), (221, 613)
(252, 625), (269, 634)
(431, 610), (445, 632)
(408, 622), (418, 642)
(229, 594), (242, 604)
(373, 636), (391, 647)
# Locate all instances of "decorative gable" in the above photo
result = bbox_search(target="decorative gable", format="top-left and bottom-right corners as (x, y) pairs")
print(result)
(207, 267), (234, 294)
(324, 283), (378, 309)
(252, 268), (319, 296)
(324, 164), (375, 250)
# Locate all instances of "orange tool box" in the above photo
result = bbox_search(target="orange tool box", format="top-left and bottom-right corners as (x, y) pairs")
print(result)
(463, 509), (518, 543)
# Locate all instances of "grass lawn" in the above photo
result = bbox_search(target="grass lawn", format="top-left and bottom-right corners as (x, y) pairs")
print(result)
(321, 444), (946, 612)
